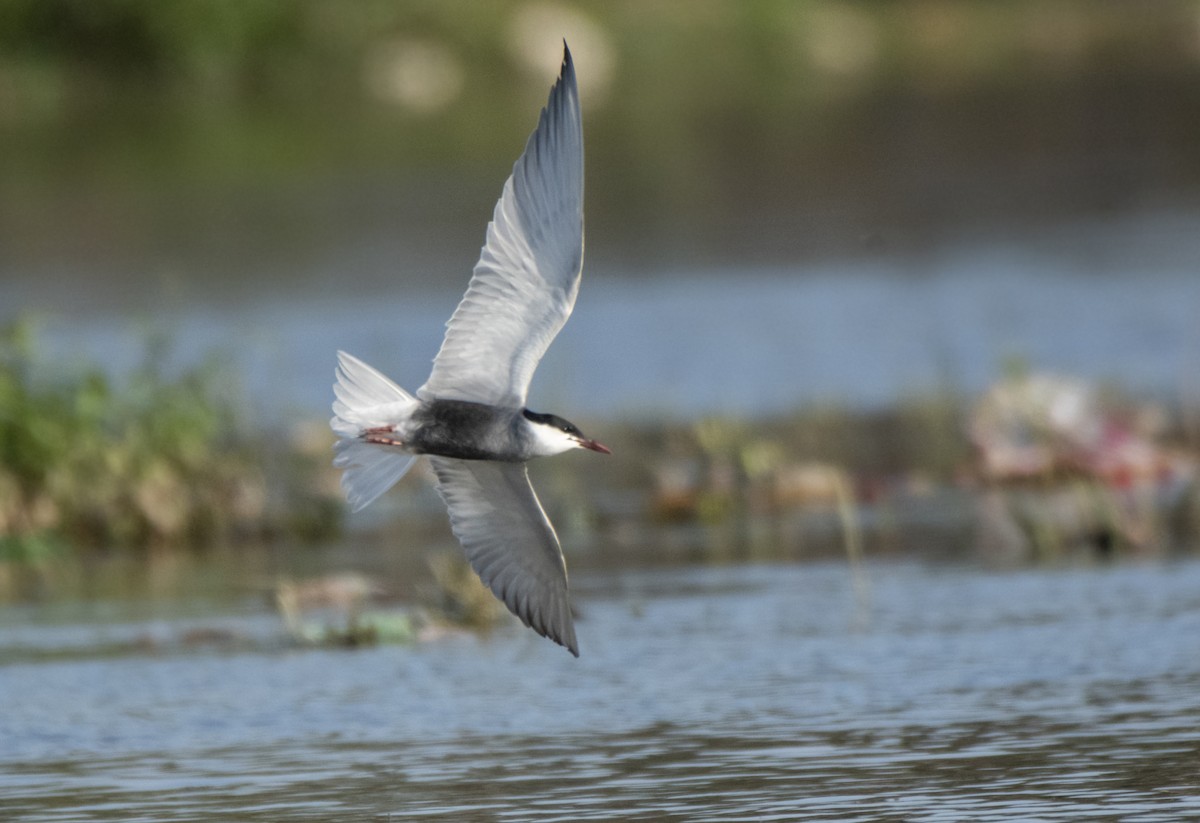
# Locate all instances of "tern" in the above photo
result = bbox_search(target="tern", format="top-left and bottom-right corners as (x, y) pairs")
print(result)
(330, 43), (606, 656)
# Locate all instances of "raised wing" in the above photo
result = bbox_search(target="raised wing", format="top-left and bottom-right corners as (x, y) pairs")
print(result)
(428, 456), (578, 656)
(419, 43), (584, 408)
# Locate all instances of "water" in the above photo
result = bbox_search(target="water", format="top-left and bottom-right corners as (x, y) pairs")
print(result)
(3, 559), (1199, 820)
(6, 208), (1200, 420)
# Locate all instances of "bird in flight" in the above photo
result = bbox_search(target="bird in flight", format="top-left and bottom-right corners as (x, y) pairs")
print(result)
(330, 43), (605, 656)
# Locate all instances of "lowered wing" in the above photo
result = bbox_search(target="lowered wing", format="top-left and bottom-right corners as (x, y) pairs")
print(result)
(418, 43), (584, 408)
(428, 456), (578, 656)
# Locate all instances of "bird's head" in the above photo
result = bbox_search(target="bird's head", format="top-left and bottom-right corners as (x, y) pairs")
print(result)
(523, 410), (611, 458)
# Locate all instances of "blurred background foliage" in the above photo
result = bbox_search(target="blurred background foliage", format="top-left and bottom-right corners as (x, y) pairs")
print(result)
(0, 317), (267, 561)
(3, 0), (1200, 271)
(3, 1), (1200, 571)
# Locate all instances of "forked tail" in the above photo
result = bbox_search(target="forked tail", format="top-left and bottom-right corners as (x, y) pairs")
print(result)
(330, 351), (420, 512)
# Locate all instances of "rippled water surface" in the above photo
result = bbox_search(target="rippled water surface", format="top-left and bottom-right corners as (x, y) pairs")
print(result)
(4, 559), (1200, 820)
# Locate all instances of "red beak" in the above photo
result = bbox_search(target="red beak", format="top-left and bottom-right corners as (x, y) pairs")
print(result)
(581, 439), (612, 455)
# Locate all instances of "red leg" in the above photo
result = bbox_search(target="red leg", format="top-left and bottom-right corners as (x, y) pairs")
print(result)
(365, 434), (406, 447)
(362, 426), (405, 447)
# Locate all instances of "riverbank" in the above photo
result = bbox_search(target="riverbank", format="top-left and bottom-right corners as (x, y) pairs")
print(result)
(4, 314), (1198, 606)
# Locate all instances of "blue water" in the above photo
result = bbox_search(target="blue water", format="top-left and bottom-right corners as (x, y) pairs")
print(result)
(5, 209), (1200, 421)
(3, 559), (1199, 820)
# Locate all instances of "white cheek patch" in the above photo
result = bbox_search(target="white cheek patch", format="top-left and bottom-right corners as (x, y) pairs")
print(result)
(531, 424), (579, 457)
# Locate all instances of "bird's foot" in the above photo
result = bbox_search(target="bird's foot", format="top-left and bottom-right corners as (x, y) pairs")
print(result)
(362, 426), (405, 447)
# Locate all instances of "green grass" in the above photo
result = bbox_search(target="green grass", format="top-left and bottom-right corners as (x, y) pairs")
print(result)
(0, 316), (265, 554)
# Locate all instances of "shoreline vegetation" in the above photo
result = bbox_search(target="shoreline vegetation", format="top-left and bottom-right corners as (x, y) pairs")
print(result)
(3, 321), (1198, 604)
(5, 4), (1200, 644)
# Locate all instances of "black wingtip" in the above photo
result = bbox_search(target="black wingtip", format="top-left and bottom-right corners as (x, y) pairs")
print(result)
(550, 614), (580, 657)
(533, 626), (578, 657)
(560, 40), (574, 79)
(533, 621), (579, 657)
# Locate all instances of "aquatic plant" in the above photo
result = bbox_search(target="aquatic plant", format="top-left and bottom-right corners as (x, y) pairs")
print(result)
(424, 551), (510, 631)
(274, 572), (417, 647)
(0, 317), (266, 557)
(968, 370), (1199, 560)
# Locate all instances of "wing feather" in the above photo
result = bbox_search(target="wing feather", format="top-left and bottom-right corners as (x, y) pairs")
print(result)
(428, 456), (579, 656)
(419, 44), (584, 407)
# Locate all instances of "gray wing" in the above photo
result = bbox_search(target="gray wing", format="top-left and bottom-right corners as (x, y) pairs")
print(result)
(418, 44), (584, 407)
(428, 456), (579, 656)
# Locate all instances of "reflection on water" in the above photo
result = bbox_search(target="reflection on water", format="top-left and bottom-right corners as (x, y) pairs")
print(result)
(3, 560), (1199, 820)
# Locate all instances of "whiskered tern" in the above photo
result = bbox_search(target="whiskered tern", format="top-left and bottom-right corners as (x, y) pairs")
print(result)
(330, 43), (606, 656)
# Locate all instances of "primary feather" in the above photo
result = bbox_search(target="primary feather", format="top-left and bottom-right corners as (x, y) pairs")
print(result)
(429, 457), (578, 656)
(418, 46), (584, 408)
